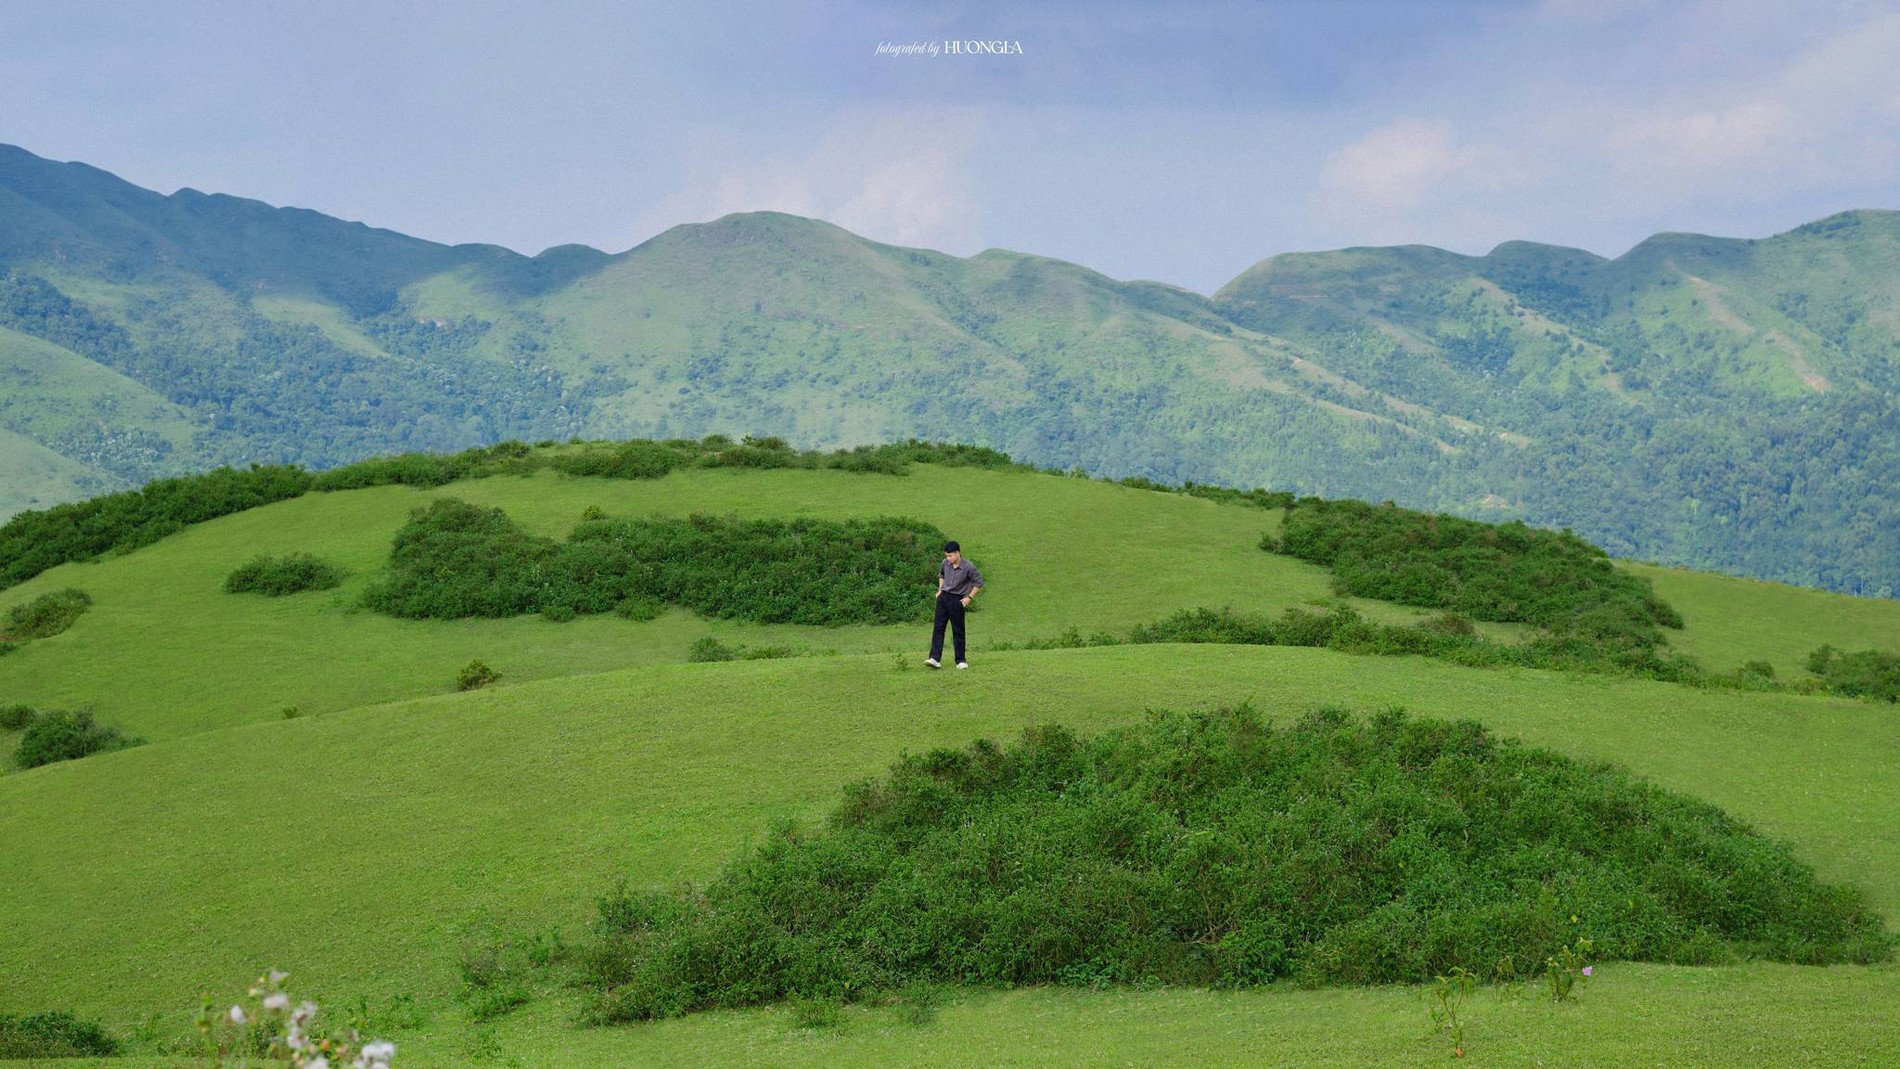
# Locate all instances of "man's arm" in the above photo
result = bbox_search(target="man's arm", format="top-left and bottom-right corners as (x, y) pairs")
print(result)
(961, 564), (984, 604)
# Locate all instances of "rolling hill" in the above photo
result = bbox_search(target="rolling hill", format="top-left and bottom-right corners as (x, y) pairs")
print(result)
(2, 455), (1897, 1066)
(2, 143), (1897, 596)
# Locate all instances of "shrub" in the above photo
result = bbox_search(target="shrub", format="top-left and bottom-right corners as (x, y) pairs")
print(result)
(688, 637), (737, 663)
(1127, 605), (1707, 684)
(1806, 645), (1900, 702)
(365, 499), (944, 627)
(0, 437), (1019, 594)
(0, 1011), (120, 1058)
(5, 588), (93, 639)
(577, 707), (1890, 1022)
(15, 710), (143, 769)
(1270, 499), (1682, 652)
(557, 513), (944, 626)
(0, 464), (312, 590)
(552, 440), (683, 480)
(311, 441), (542, 491)
(0, 703), (35, 731)
(458, 660), (499, 691)
(615, 596), (665, 622)
(225, 553), (345, 596)
(363, 499), (562, 619)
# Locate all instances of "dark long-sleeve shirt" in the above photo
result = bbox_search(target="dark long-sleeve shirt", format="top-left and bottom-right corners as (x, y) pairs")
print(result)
(939, 558), (984, 598)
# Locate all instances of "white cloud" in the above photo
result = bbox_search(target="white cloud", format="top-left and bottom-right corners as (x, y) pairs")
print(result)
(1606, 99), (1796, 178)
(632, 108), (984, 252)
(1597, 12), (1900, 189)
(1314, 119), (1525, 241)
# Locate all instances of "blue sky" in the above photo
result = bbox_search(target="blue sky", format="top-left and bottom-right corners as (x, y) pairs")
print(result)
(3, 0), (1897, 292)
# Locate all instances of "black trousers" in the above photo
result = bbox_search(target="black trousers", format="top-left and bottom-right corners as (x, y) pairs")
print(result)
(930, 590), (967, 663)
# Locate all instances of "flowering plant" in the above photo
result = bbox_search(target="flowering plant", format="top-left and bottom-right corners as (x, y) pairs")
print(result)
(194, 971), (395, 1069)
(1544, 939), (1595, 1003)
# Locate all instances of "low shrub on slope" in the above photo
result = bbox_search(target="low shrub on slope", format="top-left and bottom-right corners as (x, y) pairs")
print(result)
(224, 552), (345, 596)
(363, 498), (945, 625)
(4, 587), (92, 639)
(0, 436), (1016, 591)
(1271, 499), (1681, 654)
(580, 706), (1889, 1021)
(1807, 645), (1900, 703)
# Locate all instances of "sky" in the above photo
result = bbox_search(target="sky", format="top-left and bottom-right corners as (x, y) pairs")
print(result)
(2, 0), (1897, 293)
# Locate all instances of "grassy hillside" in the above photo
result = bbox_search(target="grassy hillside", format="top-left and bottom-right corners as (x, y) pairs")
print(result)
(2, 461), (1898, 1066)
(0, 463), (1422, 742)
(6, 460), (1892, 745)
(2, 648), (1896, 1066)
(4, 143), (1898, 595)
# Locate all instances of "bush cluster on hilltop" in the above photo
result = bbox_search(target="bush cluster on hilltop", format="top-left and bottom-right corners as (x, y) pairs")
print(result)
(575, 706), (1890, 1022)
(1270, 498), (1682, 655)
(0, 437), (1016, 592)
(362, 498), (945, 626)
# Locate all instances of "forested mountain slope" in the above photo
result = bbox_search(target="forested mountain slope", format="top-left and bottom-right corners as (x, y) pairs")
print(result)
(2, 143), (1894, 594)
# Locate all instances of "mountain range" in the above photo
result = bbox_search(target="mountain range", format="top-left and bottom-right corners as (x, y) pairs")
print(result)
(1, 143), (1894, 595)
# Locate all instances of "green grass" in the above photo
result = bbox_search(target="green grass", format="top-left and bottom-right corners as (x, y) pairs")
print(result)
(1634, 561), (1900, 675)
(3, 464), (1900, 1066)
(2, 645), (1897, 1065)
(7, 464), (1891, 747)
(0, 465), (1453, 743)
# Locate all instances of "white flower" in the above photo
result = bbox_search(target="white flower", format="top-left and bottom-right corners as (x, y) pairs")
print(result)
(304, 1057), (329, 1069)
(269, 969), (290, 985)
(351, 1038), (396, 1068)
(264, 992), (290, 1011)
(228, 1005), (247, 1025)
(293, 1000), (318, 1025)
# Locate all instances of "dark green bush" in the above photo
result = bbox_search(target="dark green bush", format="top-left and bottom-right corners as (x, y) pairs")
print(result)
(5, 588), (93, 639)
(1270, 499), (1681, 652)
(1128, 605), (1707, 683)
(311, 441), (541, 491)
(1806, 645), (1900, 702)
(0, 704), (36, 731)
(0, 437), (1020, 597)
(15, 711), (143, 769)
(365, 499), (943, 627)
(458, 660), (500, 691)
(363, 499), (563, 619)
(616, 596), (665, 622)
(688, 637), (737, 663)
(0, 464), (312, 590)
(0, 1010), (120, 1057)
(577, 707), (1888, 1022)
(224, 553), (345, 595)
(1179, 483), (1297, 510)
(552, 440), (684, 480)
(554, 513), (943, 625)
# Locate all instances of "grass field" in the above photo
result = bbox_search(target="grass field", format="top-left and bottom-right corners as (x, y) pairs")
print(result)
(2, 464), (1898, 1067)
(0, 465), (1471, 743)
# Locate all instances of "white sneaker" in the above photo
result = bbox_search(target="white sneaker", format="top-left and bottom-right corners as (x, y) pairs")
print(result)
(924, 658), (941, 669)
(956, 661), (969, 669)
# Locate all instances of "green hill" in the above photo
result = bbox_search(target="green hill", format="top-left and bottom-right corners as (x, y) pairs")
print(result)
(3, 144), (1897, 595)
(2, 456), (1898, 1066)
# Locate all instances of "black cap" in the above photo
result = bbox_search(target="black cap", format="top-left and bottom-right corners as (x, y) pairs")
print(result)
(943, 540), (960, 552)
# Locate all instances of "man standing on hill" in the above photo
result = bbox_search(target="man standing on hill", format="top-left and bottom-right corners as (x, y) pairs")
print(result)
(927, 540), (983, 669)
